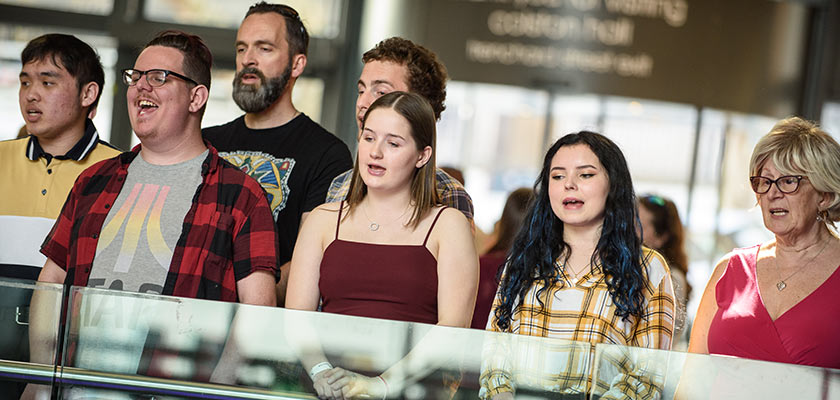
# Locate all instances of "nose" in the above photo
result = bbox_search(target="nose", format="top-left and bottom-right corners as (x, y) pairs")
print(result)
(564, 175), (577, 190)
(765, 181), (784, 199)
(369, 139), (383, 159)
(240, 47), (257, 68)
(357, 92), (373, 118)
(133, 73), (153, 92)
(21, 85), (38, 102)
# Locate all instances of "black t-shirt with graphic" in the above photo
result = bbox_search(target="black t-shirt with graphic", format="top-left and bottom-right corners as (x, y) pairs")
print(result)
(203, 114), (352, 266)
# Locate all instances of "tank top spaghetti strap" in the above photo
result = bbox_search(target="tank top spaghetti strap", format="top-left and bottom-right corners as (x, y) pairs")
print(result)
(319, 202), (447, 324)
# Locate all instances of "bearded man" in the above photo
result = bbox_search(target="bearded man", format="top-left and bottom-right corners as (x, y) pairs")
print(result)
(203, 2), (352, 306)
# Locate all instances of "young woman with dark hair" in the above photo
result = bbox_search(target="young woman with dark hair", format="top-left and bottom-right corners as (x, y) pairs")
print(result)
(480, 131), (675, 399)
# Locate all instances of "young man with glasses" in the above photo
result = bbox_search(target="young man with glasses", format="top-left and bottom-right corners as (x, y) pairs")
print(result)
(203, 2), (352, 306)
(0, 34), (121, 282)
(36, 30), (278, 306)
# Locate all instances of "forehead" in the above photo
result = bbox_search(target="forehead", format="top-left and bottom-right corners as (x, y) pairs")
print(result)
(238, 13), (287, 45)
(21, 56), (70, 76)
(359, 60), (410, 90)
(135, 46), (185, 73)
(365, 108), (411, 133)
(551, 144), (602, 168)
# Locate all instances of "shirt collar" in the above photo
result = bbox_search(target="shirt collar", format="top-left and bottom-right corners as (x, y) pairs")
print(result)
(26, 118), (101, 162)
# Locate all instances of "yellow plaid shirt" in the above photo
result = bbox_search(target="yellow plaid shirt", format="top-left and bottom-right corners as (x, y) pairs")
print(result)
(479, 248), (675, 399)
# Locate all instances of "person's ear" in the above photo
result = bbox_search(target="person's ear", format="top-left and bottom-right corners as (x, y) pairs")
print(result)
(188, 85), (209, 113)
(79, 81), (99, 109)
(415, 146), (432, 168)
(818, 191), (834, 215)
(290, 54), (307, 79)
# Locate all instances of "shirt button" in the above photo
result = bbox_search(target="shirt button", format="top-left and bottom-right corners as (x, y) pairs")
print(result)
(92, 233), (98, 239)
(47, 169), (52, 174)
(84, 268), (90, 273)
(104, 204), (110, 209)
(117, 177), (124, 182)
(41, 189), (47, 195)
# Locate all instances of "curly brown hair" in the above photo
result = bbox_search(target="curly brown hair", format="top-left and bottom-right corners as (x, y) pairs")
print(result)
(362, 37), (447, 121)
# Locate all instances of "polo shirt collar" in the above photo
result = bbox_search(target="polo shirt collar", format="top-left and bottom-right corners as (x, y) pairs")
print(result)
(26, 118), (101, 162)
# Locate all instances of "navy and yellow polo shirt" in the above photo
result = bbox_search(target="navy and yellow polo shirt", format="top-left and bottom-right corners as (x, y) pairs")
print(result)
(0, 119), (121, 280)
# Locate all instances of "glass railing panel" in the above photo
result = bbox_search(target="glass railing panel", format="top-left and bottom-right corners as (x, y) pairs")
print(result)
(0, 277), (64, 398)
(592, 343), (840, 400)
(59, 287), (599, 399)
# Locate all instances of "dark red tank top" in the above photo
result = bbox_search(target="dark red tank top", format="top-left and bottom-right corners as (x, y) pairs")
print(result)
(319, 203), (446, 325)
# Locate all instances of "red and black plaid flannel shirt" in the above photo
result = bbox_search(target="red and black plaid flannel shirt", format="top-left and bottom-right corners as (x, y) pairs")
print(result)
(41, 142), (279, 302)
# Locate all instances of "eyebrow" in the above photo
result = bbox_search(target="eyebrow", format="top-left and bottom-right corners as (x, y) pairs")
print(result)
(19, 71), (60, 79)
(235, 39), (275, 47)
(361, 128), (405, 141)
(550, 164), (598, 171)
(358, 79), (395, 88)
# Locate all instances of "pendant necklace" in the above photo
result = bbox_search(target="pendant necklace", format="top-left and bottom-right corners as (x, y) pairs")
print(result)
(775, 238), (830, 291)
(361, 201), (409, 232)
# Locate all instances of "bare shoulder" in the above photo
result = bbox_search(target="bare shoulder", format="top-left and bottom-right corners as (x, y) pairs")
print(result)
(710, 250), (738, 281)
(303, 202), (345, 231)
(310, 201), (348, 220)
(434, 206), (471, 230)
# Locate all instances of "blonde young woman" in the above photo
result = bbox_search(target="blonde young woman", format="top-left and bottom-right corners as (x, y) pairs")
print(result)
(286, 91), (477, 399)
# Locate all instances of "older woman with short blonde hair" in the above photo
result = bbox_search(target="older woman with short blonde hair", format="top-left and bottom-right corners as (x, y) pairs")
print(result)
(688, 117), (840, 368)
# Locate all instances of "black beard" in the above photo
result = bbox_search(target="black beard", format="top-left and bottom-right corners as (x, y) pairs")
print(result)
(231, 65), (291, 113)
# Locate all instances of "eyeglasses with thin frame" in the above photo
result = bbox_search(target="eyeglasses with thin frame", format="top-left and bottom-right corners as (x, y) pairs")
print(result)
(122, 69), (199, 87)
(749, 175), (806, 194)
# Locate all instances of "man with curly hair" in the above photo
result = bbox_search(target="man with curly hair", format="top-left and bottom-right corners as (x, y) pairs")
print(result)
(326, 37), (474, 222)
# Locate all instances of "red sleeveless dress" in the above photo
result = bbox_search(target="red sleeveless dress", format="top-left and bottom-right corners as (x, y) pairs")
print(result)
(318, 203), (447, 325)
(707, 245), (840, 368)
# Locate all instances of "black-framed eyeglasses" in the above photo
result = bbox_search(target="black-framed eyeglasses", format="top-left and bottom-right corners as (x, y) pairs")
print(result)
(122, 69), (198, 87)
(749, 175), (806, 194)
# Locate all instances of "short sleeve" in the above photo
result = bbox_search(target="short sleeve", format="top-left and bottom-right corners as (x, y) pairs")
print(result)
(325, 170), (352, 203)
(232, 179), (281, 281)
(435, 169), (474, 221)
(303, 142), (352, 212)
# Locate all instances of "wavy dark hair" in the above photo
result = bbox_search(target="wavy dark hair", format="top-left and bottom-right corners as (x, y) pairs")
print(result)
(493, 131), (649, 331)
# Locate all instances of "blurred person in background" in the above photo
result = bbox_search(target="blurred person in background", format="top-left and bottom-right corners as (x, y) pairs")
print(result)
(481, 131), (675, 399)
(689, 117), (840, 368)
(638, 194), (691, 347)
(287, 91), (477, 399)
(472, 187), (533, 330)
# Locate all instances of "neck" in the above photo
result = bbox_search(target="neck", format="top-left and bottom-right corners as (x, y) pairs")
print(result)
(139, 128), (206, 165)
(243, 90), (299, 129)
(775, 224), (831, 256)
(363, 187), (413, 217)
(562, 221), (602, 260)
(37, 119), (86, 157)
